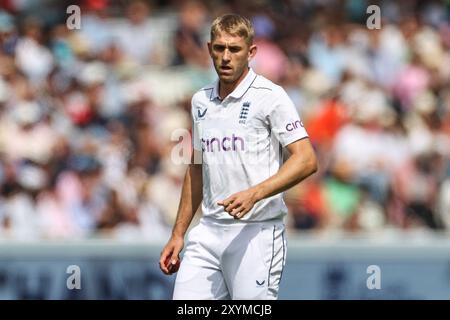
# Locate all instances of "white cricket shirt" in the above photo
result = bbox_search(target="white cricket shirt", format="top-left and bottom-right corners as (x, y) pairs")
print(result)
(191, 68), (308, 221)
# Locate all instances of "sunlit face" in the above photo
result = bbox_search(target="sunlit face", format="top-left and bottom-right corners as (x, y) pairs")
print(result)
(208, 31), (257, 84)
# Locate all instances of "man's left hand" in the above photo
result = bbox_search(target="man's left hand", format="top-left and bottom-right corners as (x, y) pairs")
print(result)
(217, 188), (260, 219)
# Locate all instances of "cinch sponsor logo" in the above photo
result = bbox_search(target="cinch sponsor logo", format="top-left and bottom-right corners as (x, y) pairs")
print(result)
(201, 134), (245, 152)
(286, 120), (304, 132)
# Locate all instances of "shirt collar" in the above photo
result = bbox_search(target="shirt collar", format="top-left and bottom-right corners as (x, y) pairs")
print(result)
(210, 68), (257, 101)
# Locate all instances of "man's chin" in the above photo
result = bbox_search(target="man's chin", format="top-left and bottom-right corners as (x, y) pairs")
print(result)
(218, 75), (236, 83)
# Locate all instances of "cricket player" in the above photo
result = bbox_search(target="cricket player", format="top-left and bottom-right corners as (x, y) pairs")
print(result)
(159, 13), (317, 300)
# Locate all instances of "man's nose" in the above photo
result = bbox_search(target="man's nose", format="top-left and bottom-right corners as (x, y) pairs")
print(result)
(222, 49), (231, 62)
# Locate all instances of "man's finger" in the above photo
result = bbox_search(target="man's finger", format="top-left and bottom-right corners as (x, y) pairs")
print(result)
(168, 250), (180, 269)
(168, 252), (180, 274)
(218, 199), (230, 206)
(170, 256), (178, 266)
(229, 205), (243, 216)
(226, 200), (240, 212)
(168, 259), (180, 273)
(159, 252), (171, 274)
(218, 196), (235, 208)
(236, 206), (251, 219)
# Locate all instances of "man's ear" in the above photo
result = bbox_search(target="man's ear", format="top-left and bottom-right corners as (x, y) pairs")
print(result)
(207, 42), (212, 57)
(248, 44), (257, 61)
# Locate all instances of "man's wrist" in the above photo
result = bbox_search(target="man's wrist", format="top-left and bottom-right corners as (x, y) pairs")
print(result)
(171, 229), (185, 239)
(252, 185), (266, 202)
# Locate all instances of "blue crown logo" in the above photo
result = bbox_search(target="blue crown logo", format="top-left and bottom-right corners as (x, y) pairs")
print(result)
(239, 102), (251, 123)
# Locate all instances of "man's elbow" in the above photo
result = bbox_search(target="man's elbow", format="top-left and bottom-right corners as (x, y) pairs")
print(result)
(305, 155), (318, 177)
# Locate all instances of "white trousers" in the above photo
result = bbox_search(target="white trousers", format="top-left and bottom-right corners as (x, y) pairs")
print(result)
(173, 217), (287, 300)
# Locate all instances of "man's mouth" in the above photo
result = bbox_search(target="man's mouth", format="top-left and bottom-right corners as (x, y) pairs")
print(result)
(220, 65), (232, 72)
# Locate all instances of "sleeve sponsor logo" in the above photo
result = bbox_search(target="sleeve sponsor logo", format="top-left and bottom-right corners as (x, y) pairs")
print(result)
(285, 120), (304, 132)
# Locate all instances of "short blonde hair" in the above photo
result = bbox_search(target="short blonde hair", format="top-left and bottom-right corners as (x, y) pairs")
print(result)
(210, 14), (254, 45)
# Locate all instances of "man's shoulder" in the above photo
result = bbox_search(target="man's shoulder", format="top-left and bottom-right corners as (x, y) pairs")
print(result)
(250, 73), (285, 97)
(250, 73), (295, 114)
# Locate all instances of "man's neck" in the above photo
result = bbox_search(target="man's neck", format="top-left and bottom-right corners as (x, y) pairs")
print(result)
(218, 67), (250, 100)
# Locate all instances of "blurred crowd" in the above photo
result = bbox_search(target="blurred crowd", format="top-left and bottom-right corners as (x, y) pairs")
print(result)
(0, 0), (449, 240)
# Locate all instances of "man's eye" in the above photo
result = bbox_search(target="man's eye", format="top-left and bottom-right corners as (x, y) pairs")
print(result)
(229, 47), (241, 53)
(214, 46), (225, 52)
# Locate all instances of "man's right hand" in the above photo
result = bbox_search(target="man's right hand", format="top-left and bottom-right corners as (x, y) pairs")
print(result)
(159, 235), (184, 275)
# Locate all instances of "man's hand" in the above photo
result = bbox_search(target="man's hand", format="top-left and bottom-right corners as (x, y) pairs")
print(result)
(159, 235), (184, 275)
(218, 188), (260, 219)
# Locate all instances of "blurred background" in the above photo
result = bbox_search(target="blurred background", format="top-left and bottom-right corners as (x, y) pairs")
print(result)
(0, 0), (449, 299)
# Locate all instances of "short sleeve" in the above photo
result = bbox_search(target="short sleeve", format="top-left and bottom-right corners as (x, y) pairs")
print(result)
(191, 96), (202, 151)
(265, 88), (308, 147)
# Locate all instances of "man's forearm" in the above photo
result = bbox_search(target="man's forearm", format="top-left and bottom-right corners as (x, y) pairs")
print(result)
(253, 152), (317, 202)
(172, 164), (203, 238)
